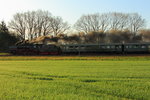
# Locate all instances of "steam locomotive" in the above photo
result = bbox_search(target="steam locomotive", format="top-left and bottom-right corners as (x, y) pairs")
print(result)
(9, 44), (61, 55)
(9, 43), (150, 55)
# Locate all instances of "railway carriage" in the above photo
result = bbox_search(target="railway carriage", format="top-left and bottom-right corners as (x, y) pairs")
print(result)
(124, 43), (150, 53)
(60, 43), (123, 54)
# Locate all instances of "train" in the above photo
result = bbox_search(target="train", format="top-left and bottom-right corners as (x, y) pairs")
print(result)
(9, 43), (150, 55)
(9, 43), (61, 55)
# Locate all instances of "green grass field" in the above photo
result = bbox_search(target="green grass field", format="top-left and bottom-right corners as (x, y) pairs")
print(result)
(0, 56), (150, 100)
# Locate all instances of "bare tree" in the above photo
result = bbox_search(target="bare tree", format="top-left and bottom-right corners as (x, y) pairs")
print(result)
(50, 16), (70, 36)
(24, 11), (36, 39)
(74, 15), (89, 33)
(87, 14), (101, 32)
(109, 12), (122, 30)
(74, 14), (99, 33)
(129, 13), (145, 34)
(75, 13), (109, 33)
(42, 13), (53, 36)
(33, 10), (53, 37)
(34, 10), (45, 37)
(9, 13), (26, 40)
(9, 10), (69, 40)
(99, 13), (109, 31)
(118, 13), (129, 31)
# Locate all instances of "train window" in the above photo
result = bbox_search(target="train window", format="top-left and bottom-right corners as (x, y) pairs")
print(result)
(115, 45), (118, 48)
(137, 45), (140, 48)
(33, 45), (36, 48)
(141, 45), (146, 48)
(66, 46), (69, 49)
(129, 45), (132, 48)
(133, 45), (139, 48)
(133, 46), (136, 48)
(80, 47), (85, 49)
(126, 46), (128, 48)
(101, 46), (105, 49)
(69, 46), (74, 49)
(74, 46), (79, 49)
(111, 46), (115, 48)
(86, 46), (90, 48)
(115, 45), (121, 49)
(106, 46), (110, 49)
(100, 45), (105, 49)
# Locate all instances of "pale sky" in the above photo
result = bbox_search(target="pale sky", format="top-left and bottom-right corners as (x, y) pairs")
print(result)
(0, 0), (150, 28)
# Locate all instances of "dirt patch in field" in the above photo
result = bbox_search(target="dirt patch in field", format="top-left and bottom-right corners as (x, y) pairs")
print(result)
(0, 54), (150, 60)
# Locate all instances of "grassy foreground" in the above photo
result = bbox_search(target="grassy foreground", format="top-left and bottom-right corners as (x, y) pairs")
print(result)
(0, 57), (150, 100)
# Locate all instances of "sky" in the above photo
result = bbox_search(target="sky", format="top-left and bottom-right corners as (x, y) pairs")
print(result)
(0, 0), (150, 28)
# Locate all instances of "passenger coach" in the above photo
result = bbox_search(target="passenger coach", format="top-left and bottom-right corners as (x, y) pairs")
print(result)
(124, 43), (150, 53)
(60, 43), (150, 54)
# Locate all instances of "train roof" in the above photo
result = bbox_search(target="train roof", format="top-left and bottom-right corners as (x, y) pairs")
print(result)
(61, 43), (150, 46)
(124, 43), (150, 45)
(61, 43), (120, 46)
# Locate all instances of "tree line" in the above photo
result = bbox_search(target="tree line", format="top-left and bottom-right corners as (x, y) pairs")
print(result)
(75, 13), (145, 34)
(9, 10), (70, 40)
(0, 21), (19, 52)
(0, 10), (150, 50)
